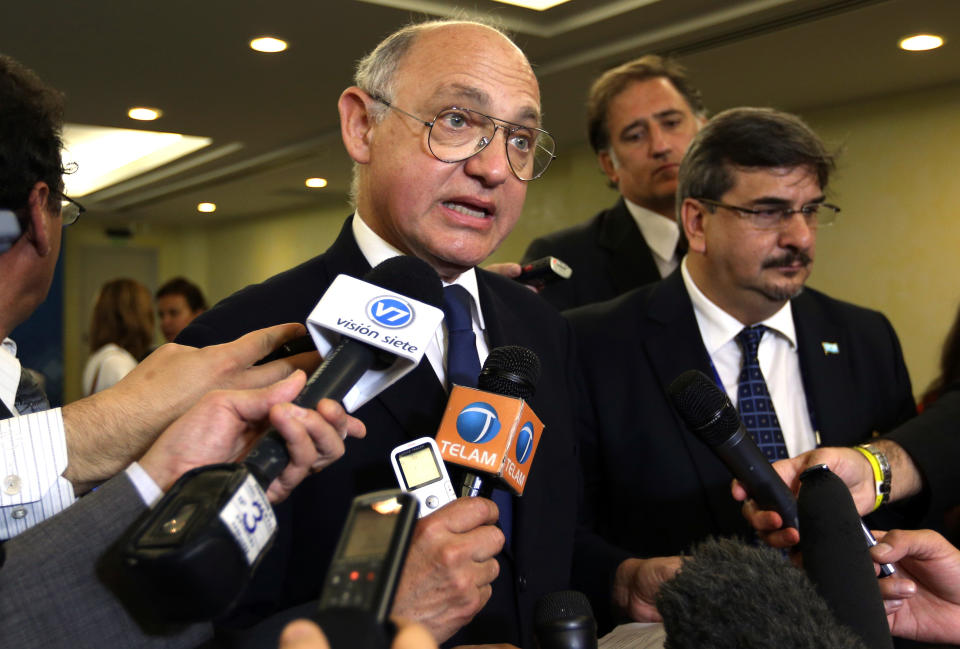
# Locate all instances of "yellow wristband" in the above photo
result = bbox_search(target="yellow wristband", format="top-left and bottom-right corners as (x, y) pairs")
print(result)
(854, 445), (884, 512)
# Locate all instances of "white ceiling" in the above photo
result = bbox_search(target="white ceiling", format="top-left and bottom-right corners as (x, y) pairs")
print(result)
(2, 0), (957, 226)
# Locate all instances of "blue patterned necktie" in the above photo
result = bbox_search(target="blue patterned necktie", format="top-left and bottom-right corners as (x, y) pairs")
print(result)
(735, 325), (789, 461)
(440, 285), (513, 547)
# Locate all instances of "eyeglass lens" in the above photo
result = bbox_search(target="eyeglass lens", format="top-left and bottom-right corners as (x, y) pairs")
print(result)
(428, 108), (555, 181)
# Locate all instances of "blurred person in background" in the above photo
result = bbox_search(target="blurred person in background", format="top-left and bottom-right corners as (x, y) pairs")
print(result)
(156, 276), (207, 342)
(83, 278), (154, 395)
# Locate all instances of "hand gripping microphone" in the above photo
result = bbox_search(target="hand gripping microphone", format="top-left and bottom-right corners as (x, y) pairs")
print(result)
(435, 346), (543, 498)
(534, 590), (598, 649)
(115, 256), (444, 624)
(798, 465), (894, 649)
(667, 369), (799, 530)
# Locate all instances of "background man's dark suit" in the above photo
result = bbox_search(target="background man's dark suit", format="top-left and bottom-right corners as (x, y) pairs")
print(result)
(566, 271), (916, 570)
(522, 199), (661, 311)
(177, 217), (584, 648)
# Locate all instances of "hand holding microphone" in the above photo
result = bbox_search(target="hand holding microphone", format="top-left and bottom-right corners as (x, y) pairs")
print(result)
(667, 369), (799, 530)
(116, 256), (444, 624)
(389, 346), (544, 643)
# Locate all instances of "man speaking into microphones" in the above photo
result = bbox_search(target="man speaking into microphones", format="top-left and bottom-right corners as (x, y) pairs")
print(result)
(175, 20), (587, 649)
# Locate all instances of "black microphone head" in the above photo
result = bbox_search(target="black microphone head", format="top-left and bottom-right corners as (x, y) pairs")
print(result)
(667, 369), (740, 446)
(657, 537), (868, 649)
(478, 345), (541, 400)
(534, 590), (597, 649)
(363, 255), (444, 308)
(798, 466), (894, 649)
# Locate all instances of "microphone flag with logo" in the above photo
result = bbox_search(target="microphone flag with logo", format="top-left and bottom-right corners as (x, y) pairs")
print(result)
(305, 257), (445, 412)
(435, 346), (543, 496)
(114, 256), (444, 625)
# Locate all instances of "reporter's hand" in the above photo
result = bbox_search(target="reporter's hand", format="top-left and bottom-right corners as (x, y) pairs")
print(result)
(390, 497), (505, 642)
(871, 529), (960, 644)
(279, 618), (438, 649)
(731, 446), (875, 548)
(64, 323), (318, 492)
(139, 371), (365, 501)
(484, 263), (538, 293)
(613, 555), (682, 622)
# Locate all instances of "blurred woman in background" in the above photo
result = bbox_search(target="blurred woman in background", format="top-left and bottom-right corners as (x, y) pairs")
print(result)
(82, 278), (154, 395)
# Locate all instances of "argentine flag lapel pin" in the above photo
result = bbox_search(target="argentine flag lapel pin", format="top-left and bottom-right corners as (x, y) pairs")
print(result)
(821, 341), (839, 356)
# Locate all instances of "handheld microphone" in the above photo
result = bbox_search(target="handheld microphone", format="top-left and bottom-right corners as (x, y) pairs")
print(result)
(534, 590), (597, 649)
(115, 256), (443, 623)
(798, 465), (894, 649)
(435, 346), (543, 497)
(667, 369), (799, 530)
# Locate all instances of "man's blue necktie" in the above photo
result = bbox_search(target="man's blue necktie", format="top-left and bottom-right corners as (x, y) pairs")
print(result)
(735, 325), (789, 462)
(441, 285), (513, 546)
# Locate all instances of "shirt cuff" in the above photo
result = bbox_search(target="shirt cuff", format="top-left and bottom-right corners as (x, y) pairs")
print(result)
(126, 461), (164, 507)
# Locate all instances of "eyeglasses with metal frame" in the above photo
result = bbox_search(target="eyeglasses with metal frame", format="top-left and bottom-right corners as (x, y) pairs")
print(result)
(371, 94), (557, 182)
(694, 197), (840, 229)
(60, 194), (85, 226)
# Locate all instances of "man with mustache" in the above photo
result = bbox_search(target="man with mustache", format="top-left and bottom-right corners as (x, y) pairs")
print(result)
(522, 56), (706, 310)
(566, 108), (916, 612)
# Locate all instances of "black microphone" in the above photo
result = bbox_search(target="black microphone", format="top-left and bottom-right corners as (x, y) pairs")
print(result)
(534, 590), (597, 649)
(657, 536), (869, 649)
(798, 465), (894, 649)
(245, 256), (444, 486)
(445, 345), (541, 498)
(667, 369), (799, 530)
(114, 256), (443, 624)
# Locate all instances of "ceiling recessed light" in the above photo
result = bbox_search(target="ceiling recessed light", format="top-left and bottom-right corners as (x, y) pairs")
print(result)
(899, 34), (944, 51)
(491, 0), (572, 9)
(250, 37), (288, 53)
(305, 177), (328, 188)
(197, 202), (217, 213)
(128, 107), (162, 121)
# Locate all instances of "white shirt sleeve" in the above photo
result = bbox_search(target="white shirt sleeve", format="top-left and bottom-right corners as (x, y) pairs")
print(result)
(0, 407), (76, 539)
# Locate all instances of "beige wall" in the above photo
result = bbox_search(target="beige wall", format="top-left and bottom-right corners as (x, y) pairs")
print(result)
(62, 81), (960, 402)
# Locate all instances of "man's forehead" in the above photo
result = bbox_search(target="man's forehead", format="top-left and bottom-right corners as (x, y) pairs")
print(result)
(426, 83), (541, 124)
(611, 77), (692, 119)
(725, 165), (823, 199)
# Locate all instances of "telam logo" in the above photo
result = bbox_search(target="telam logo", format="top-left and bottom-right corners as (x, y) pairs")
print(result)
(367, 296), (414, 328)
(456, 402), (501, 444)
(515, 422), (534, 464)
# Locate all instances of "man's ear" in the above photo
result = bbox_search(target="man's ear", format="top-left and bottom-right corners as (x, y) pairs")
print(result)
(339, 87), (376, 165)
(25, 182), (54, 256)
(597, 150), (619, 187)
(680, 198), (708, 254)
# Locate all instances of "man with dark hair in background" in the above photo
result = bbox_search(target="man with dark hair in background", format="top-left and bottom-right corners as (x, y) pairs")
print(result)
(522, 55), (707, 310)
(567, 108), (917, 612)
(156, 276), (208, 342)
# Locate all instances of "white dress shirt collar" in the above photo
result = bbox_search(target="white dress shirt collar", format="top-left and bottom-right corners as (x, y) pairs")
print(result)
(0, 338), (22, 414)
(351, 212), (485, 328)
(680, 257), (797, 353)
(623, 197), (682, 277)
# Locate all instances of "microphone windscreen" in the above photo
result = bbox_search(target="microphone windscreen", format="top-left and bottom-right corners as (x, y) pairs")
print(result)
(364, 255), (443, 308)
(667, 369), (740, 446)
(657, 537), (868, 649)
(478, 345), (541, 400)
(798, 466), (893, 649)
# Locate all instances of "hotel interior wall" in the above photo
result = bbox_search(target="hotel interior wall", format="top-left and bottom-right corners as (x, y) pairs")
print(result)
(60, 80), (960, 403)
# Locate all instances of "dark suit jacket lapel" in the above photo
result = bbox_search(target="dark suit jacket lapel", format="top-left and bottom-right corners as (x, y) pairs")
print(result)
(331, 217), (449, 440)
(598, 199), (661, 294)
(642, 272), (744, 527)
(791, 292), (851, 445)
